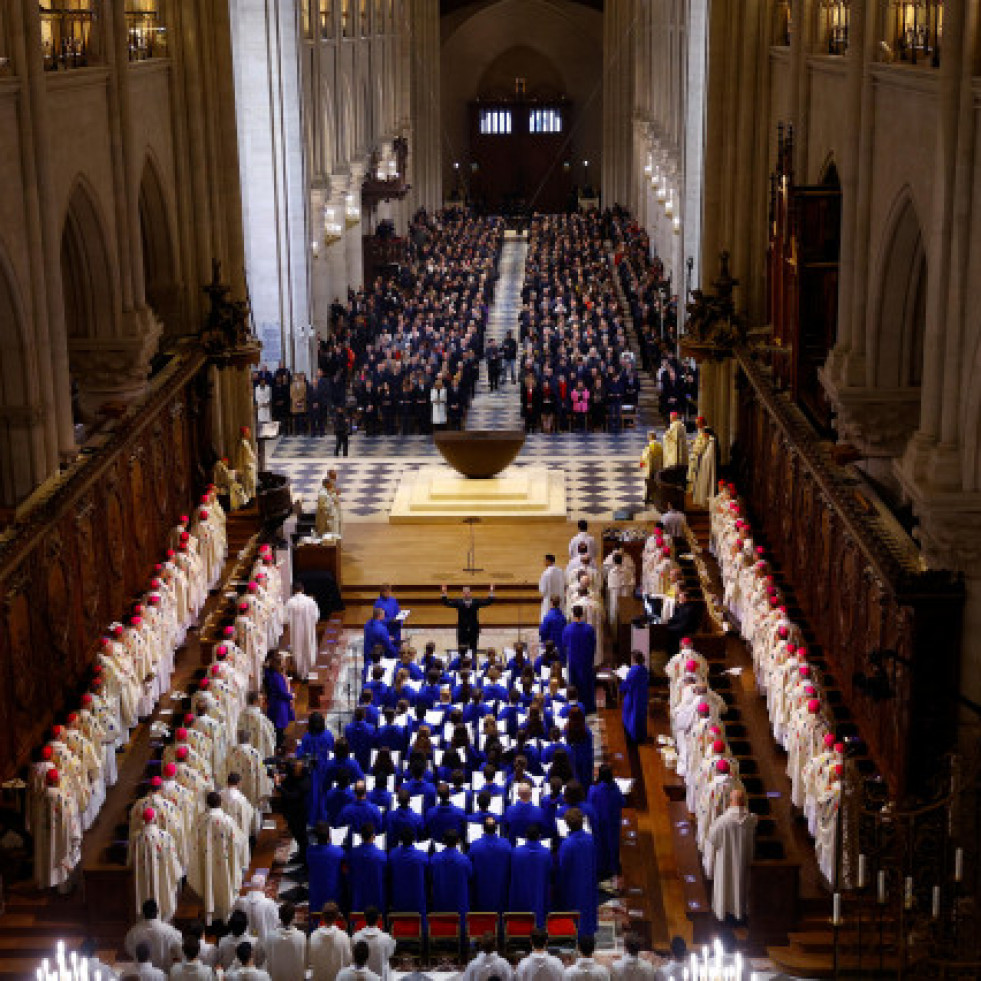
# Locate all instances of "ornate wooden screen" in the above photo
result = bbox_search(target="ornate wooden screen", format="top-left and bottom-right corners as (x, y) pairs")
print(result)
(0, 351), (207, 779)
(766, 125), (841, 432)
(734, 353), (963, 801)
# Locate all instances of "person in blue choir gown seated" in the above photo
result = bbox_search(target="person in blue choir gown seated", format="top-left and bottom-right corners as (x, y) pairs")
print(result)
(431, 829), (472, 917)
(363, 607), (396, 661)
(562, 605), (598, 714)
(539, 595), (567, 653)
(620, 649), (650, 744)
(373, 584), (403, 647)
(557, 807), (599, 936)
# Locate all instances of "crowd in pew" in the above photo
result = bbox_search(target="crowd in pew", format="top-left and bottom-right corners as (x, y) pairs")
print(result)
(710, 482), (849, 886)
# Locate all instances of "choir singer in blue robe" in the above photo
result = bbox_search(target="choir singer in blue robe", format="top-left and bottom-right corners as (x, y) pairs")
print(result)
(389, 830), (429, 924)
(349, 823), (387, 913)
(508, 824), (552, 926)
(373, 584), (402, 647)
(557, 808), (598, 936)
(539, 596), (567, 653)
(562, 606), (597, 714)
(587, 765), (625, 881)
(307, 822), (346, 915)
(431, 830), (472, 917)
(363, 607), (396, 662)
(619, 649), (650, 744)
(468, 817), (512, 912)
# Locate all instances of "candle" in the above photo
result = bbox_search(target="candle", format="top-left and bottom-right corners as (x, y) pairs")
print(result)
(833, 891), (842, 924)
(878, 869), (887, 904)
(955, 847), (964, 882)
(904, 876), (913, 910)
(858, 853), (868, 889)
(691, 953), (699, 980)
(932, 885), (941, 919)
(735, 952), (743, 980)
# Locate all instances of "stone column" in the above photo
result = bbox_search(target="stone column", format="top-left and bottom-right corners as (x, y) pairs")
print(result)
(408, 0), (440, 211)
(346, 163), (366, 290)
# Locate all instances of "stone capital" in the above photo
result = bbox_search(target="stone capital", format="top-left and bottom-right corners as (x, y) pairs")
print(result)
(69, 307), (162, 419)
(820, 371), (919, 458)
(900, 488), (981, 573)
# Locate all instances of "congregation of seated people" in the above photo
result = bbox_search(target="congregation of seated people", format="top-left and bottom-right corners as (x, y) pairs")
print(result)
(289, 638), (628, 941)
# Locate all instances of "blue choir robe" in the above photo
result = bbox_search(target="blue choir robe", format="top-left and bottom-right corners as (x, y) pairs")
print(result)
(562, 621), (597, 714)
(426, 802), (467, 842)
(298, 731), (335, 823)
(416, 684), (441, 710)
(264, 667), (295, 730)
(389, 844), (429, 918)
(587, 781), (625, 879)
(402, 778), (437, 811)
(349, 842), (388, 912)
(508, 840), (553, 926)
(386, 806), (424, 843)
(363, 679), (391, 708)
(363, 618), (396, 661)
(539, 607), (567, 653)
(361, 704), (381, 727)
(323, 786), (355, 826)
(374, 595), (402, 646)
(368, 787), (393, 812)
(568, 733), (595, 788)
(344, 720), (376, 770)
(307, 841), (346, 914)
(557, 830), (598, 935)
(620, 663), (650, 743)
(431, 847), (472, 916)
(337, 799), (384, 835)
(376, 722), (407, 754)
(504, 800), (548, 842)
(469, 833), (512, 912)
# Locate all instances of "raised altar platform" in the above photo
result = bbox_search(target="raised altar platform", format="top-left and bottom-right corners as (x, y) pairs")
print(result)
(390, 464), (567, 523)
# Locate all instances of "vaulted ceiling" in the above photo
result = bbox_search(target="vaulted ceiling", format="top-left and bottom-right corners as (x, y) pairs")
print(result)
(440, 0), (603, 15)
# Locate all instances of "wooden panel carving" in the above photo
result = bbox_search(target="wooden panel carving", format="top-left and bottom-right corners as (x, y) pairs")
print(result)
(0, 351), (207, 780)
(734, 354), (964, 800)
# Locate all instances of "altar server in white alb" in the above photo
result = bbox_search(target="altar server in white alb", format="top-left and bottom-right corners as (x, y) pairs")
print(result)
(285, 582), (320, 681)
(131, 807), (184, 923)
(539, 553), (566, 621)
(706, 787), (757, 922)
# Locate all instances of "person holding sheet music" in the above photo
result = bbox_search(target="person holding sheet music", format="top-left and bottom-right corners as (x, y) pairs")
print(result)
(619, 649), (650, 744)
(373, 584), (403, 647)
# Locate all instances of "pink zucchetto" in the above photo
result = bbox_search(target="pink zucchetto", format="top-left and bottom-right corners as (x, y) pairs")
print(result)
(685, 659), (698, 673)
(711, 739), (726, 754)
(715, 759), (731, 775)
(807, 699), (821, 713)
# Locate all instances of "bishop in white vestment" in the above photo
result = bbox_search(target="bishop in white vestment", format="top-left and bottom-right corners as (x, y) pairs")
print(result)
(131, 807), (184, 922)
(284, 584), (320, 681)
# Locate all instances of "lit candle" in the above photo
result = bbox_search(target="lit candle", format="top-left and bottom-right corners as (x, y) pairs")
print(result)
(691, 953), (699, 980)
(904, 876), (913, 910)
(833, 892), (842, 925)
(858, 853), (868, 889)
(932, 885), (941, 919)
(954, 847), (964, 882)
(735, 952), (743, 980)
(878, 869), (887, 904)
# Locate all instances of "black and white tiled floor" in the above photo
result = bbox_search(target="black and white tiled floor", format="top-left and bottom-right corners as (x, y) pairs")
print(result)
(268, 240), (664, 522)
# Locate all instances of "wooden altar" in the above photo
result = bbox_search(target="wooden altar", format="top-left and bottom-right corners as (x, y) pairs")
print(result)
(733, 352), (963, 800)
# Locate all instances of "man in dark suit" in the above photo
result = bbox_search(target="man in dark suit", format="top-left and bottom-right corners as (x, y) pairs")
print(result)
(663, 589), (703, 656)
(440, 584), (495, 655)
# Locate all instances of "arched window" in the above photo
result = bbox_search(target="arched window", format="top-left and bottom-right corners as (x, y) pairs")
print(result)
(479, 109), (512, 135)
(529, 109), (563, 134)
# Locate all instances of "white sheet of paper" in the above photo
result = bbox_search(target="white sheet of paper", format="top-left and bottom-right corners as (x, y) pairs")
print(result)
(433, 841), (446, 853)
(413, 839), (431, 853)
(396, 610), (410, 621)
(425, 710), (443, 726)
(615, 778), (634, 795)
(450, 792), (467, 809)
(489, 797), (503, 816)
(408, 797), (424, 815)
(466, 824), (481, 844)
(615, 666), (630, 681)
(330, 828), (348, 847)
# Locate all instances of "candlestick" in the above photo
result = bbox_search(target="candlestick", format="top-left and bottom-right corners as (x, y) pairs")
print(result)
(904, 875), (913, 910)
(833, 891), (842, 925)
(858, 853), (868, 889)
(954, 847), (964, 882)
(877, 869), (887, 904)
(932, 885), (941, 919)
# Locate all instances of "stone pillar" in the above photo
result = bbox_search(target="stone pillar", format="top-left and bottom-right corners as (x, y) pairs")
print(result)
(309, 184), (331, 337)
(697, 358), (735, 464)
(408, 0), (440, 211)
(346, 163), (365, 290)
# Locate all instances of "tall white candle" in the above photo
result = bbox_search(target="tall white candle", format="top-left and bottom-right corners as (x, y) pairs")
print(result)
(878, 869), (887, 904)
(932, 885), (941, 919)
(955, 847), (964, 882)
(833, 892), (842, 924)
(858, 853), (868, 889)
(904, 875), (913, 910)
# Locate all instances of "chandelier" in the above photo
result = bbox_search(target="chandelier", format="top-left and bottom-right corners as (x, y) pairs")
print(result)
(820, 0), (850, 55)
(891, 0), (943, 67)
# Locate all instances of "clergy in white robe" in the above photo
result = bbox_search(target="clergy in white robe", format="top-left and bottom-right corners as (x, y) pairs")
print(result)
(263, 903), (307, 981)
(661, 413), (689, 469)
(687, 418), (718, 508)
(129, 779), (188, 869)
(315, 478), (342, 538)
(568, 521), (598, 561)
(131, 808), (184, 923)
(573, 587), (605, 665)
(227, 737), (272, 836)
(604, 553), (636, 628)
(214, 457), (249, 511)
(285, 584), (320, 680)
(308, 906), (353, 981)
(34, 769), (82, 890)
(706, 789), (757, 921)
(233, 875), (281, 941)
(240, 696), (278, 760)
(236, 427), (258, 501)
(255, 382), (273, 425)
(188, 793), (251, 924)
(538, 555), (566, 621)
(221, 776), (257, 841)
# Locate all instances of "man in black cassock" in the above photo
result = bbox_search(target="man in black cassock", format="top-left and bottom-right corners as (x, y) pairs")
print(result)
(440, 584), (495, 655)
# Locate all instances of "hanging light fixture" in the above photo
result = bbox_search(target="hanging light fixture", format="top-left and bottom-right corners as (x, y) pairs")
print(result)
(891, 0), (942, 66)
(820, 0), (850, 55)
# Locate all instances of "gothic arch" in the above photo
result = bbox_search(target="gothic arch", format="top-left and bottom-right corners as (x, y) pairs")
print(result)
(0, 245), (41, 506)
(819, 155), (840, 189)
(868, 188), (926, 393)
(138, 152), (180, 336)
(60, 177), (117, 341)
